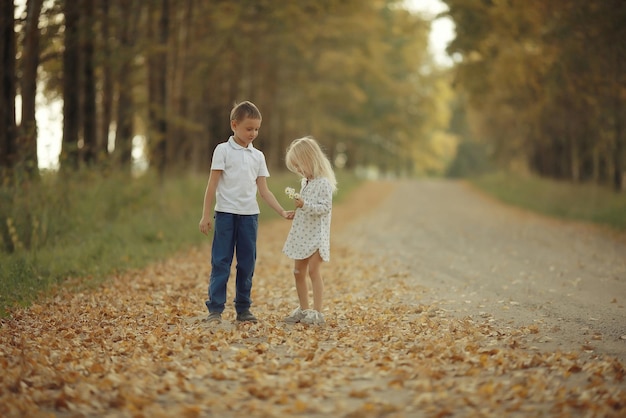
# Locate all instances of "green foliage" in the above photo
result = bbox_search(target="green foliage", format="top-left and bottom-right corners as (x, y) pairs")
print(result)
(443, 0), (626, 189)
(471, 172), (626, 230)
(16, 0), (452, 177)
(0, 170), (360, 316)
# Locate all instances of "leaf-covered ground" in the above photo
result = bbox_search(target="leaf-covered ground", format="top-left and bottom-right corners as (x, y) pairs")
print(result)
(1, 181), (625, 417)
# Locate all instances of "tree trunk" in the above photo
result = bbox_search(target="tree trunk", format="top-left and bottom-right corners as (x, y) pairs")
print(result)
(149, 0), (169, 180)
(613, 91), (624, 192)
(611, 12), (625, 192)
(19, 0), (44, 178)
(61, 0), (80, 171)
(81, 0), (97, 166)
(115, 64), (133, 169)
(99, 0), (113, 161)
(113, 1), (141, 171)
(0, 0), (17, 175)
(168, 0), (193, 171)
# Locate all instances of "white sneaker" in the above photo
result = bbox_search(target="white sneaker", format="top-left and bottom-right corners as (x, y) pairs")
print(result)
(301, 309), (325, 325)
(284, 307), (307, 324)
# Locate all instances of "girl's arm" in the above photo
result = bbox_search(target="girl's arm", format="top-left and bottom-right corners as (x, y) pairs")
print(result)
(257, 176), (290, 218)
(297, 179), (332, 215)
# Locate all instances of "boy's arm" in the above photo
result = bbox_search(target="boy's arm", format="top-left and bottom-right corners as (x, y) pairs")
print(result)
(257, 176), (290, 219)
(199, 170), (222, 235)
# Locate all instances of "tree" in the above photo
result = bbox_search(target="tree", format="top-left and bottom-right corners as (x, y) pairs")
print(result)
(98, 0), (113, 162)
(60, 0), (80, 171)
(81, 0), (97, 166)
(19, 0), (44, 178)
(17, 0), (444, 177)
(442, 0), (625, 190)
(112, 0), (141, 172)
(0, 0), (17, 176)
(147, 0), (169, 180)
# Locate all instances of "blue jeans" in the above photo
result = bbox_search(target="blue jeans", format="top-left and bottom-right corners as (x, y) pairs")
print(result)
(206, 212), (258, 314)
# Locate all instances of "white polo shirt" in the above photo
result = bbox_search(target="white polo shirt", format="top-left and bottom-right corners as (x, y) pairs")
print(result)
(211, 136), (270, 215)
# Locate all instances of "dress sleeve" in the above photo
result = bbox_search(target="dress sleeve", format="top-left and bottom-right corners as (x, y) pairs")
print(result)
(301, 179), (332, 215)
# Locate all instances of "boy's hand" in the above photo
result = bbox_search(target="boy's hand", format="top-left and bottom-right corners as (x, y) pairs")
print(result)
(284, 210), (295, 219)
(199, 217), (212, 235)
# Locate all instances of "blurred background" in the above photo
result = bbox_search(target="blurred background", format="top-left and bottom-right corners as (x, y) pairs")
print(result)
(2, 0), (624, 185)
(0, 0), (624, 313)
(5, 0), (457, 178)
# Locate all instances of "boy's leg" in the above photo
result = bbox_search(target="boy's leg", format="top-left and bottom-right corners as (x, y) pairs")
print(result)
(206, 212), (236, 314)
(234, 214), (258, 313)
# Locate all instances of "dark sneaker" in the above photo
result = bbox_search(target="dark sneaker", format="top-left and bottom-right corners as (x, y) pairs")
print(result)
(236, 310), (258, 322)
(206, 312), (222, 324)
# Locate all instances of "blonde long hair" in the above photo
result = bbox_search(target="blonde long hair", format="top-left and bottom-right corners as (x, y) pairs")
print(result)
(285, 136), (337, 193)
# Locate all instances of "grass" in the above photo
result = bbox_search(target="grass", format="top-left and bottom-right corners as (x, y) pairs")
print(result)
(470, 172), (626, 231)
(0, 169), (360, 316)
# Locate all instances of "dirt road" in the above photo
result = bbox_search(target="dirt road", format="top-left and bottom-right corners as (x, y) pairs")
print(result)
(1, 179), (625, 417)
(341, 179), (626, 361)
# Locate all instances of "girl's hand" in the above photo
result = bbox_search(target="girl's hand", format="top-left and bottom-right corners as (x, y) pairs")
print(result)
(285, 210), (295, 219)
(294, 198), (304, 209)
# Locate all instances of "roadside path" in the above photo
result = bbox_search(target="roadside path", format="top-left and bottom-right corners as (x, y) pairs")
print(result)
(342, 179), (626, 361)
(1, 179), (624, 417)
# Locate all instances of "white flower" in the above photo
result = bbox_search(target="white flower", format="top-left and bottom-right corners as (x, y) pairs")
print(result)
(285, 187), (300, 199)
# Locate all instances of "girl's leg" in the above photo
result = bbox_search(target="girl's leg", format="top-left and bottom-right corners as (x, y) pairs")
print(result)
(307, 251), (324, 312)
(293, 258), (310, 309)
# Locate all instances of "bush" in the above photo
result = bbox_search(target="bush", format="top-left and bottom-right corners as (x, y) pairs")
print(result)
(0, 170), (206, 314)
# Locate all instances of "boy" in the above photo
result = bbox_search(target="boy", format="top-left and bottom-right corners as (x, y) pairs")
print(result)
(198, 101), (291, 323)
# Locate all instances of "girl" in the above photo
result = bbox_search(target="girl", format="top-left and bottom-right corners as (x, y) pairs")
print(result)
(282, 136), (337, 325)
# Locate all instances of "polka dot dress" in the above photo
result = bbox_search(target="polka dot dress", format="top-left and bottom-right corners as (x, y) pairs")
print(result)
(282, 177), (333, 261)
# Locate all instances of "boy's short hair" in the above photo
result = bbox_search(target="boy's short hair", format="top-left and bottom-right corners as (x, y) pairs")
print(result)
(230, 101), (262, 122)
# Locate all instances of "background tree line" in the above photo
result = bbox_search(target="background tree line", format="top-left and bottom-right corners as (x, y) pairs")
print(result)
(2, 0), (623, 190)
(0, 0), (453, 182)
(443, 0), (626, 191)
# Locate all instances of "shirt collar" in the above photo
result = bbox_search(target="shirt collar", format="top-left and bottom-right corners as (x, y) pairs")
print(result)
(228, 136), (254, 151)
